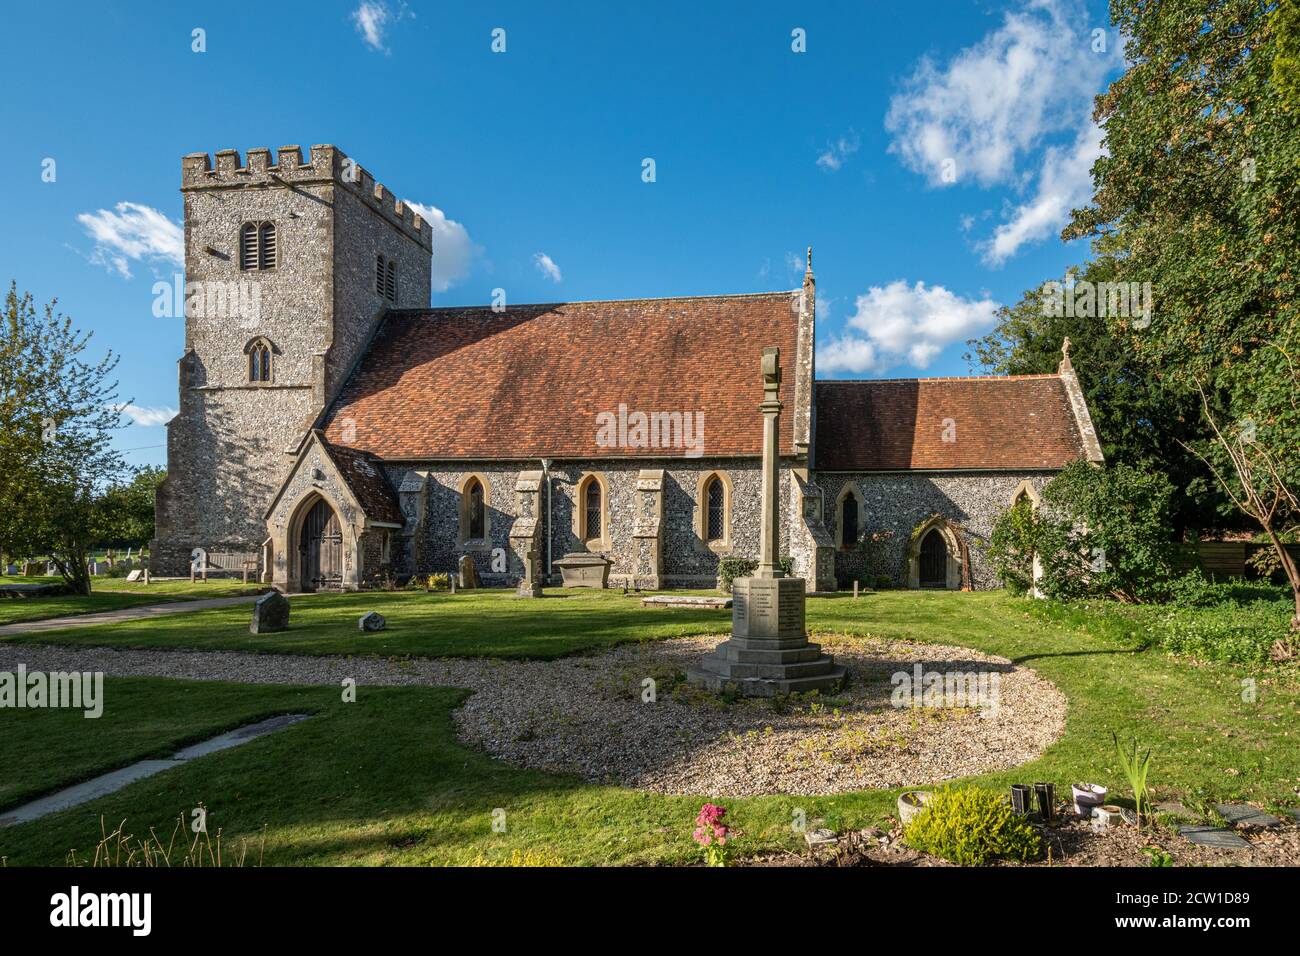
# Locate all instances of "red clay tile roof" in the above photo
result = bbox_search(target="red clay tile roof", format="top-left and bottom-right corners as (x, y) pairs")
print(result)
(322, 293), (800, 460)
(814, 376), (1086, 471)
(321, 438), (404, 523)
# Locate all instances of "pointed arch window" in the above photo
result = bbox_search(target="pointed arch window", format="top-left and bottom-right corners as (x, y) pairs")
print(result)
(841, 494), (859, 549)
(245, 337), (274, 383)
(240, 221), (277, 271)
(467, 479), (485, 539)
(706, 477), (725, 542)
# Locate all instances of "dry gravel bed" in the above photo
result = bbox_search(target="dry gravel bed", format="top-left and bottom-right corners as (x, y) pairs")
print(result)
(0, 633), (1067, 797)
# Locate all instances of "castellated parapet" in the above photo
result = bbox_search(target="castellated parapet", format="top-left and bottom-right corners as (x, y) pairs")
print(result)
(181, 145), (433, 252)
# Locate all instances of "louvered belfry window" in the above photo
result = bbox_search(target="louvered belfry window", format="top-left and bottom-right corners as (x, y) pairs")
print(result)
(258, 222), (276, 269)
(240, 222), (277, 271)
(584, 480), (602, 541)
(706, 477), (725, 542)
(375, 254), (386, 295)
(239, 224), (259, 270)
(385, 259), (396, 301)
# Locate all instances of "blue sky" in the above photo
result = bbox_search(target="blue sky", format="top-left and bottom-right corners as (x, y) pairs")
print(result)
(0, 0), (1123, 469)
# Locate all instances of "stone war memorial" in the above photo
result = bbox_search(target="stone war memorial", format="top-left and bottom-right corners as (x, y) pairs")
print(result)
(689, 347), (846, 697)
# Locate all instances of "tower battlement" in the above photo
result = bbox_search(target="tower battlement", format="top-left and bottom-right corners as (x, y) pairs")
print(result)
(181, 144), (432, 251)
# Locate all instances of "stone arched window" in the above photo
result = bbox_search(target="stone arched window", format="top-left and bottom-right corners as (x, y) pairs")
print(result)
(459, 474), (491, 546)
(835, 483), (863, 550)
(244, 336), (275, 383)
(693, 471), (732, 552)
(1010, 479), (1041, 508)
(574, 473), (609, 550)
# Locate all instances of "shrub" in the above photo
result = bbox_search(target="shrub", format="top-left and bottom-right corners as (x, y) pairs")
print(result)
(903, 787), (1040, 866)
(1008, 461), (1184, 603)
(874, 575), (892, 590)
(717, 556), (794, 593)
(988, 497), (1040, 595)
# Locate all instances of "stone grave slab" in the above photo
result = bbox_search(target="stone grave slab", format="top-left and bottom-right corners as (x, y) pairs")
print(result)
(1178, 825), (1250, 850)
(1215, 803), (1282, 828)
(358, 611), (386, 632)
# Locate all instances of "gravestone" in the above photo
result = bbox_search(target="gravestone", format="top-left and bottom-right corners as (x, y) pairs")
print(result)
(457, 554), (481, 589)
(24, 563), (41, 577)
(688, 344), (845, 697)
(358, 611), (386, 632)
(126, 569), (145, 582)
(1178, 825), (1250, 850)
(5, 564), (17, 576)
(250, 591), (290, 634)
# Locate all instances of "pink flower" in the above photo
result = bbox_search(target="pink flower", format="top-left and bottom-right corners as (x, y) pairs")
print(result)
(693, 804), (729, 847)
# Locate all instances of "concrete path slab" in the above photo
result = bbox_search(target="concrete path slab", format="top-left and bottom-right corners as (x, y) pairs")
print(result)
(0, 714), (311, 828)
(0, 595), (263, 638)
(1215, 803), (1282, 828)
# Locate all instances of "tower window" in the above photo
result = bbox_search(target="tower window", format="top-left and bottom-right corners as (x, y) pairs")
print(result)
(376, 254), (397, 302)
(240, 221), (277, 271)
(247, 340), (272, 383)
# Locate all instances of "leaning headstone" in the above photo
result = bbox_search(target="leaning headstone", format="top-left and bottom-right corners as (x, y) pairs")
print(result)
(5, 564), (17, 576)
(358, 611), (386, 632)
(457, 555), (481, 589)
(250, 591), (290, 634)
(24, 563), (41, 577)
(126, 569), (145, 582)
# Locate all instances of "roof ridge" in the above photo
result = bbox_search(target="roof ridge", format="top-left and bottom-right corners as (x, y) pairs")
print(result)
(385, 289), (799, 314)
(817, 374), (1062, 384)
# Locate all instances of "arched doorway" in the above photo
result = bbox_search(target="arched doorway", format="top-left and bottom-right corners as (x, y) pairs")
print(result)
(299, 498), (343, 591)
(918, 529), (948, 588)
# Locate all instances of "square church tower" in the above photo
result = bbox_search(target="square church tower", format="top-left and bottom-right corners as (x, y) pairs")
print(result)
(150, 145), (433, 575)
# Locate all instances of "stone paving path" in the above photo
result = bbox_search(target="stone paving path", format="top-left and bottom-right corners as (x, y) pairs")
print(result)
(0, 595), (264, 638)
(0, 714), (312, 827)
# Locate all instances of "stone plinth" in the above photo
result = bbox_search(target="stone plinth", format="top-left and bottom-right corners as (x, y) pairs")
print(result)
(688, 575), (845, 697)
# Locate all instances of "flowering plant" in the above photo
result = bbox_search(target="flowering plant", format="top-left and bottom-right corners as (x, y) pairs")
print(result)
(693, 803), (731, 867)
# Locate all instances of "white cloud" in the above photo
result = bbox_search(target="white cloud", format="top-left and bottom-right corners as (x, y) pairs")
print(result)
(76, 202), (183, 279)
(982, 122), (1103, 265)
(402, 201), (476, 293)
(816, 132), (860, 172)
(884, 0), (1120, 262)
(111, 403), (177, 427)
(885, 0), (1113, 188)
(816, 281), (1000, 375)
(533, 252), (562, 283)
(352, 2), (392, 52)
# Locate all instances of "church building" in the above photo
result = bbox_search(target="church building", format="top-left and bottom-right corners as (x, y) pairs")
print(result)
(150, 145), (1104, 592)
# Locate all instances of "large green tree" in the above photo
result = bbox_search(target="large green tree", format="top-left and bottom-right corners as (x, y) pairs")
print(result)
(0, 284), (125, 594)
(94, 466), (165, 551)
(1063, 0), (1300, 627)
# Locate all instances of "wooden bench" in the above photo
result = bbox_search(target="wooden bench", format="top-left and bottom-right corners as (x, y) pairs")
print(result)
(192, 551), (261, 584)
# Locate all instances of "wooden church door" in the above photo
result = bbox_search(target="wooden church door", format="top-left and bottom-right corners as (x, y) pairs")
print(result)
(300, 499), (343, 591)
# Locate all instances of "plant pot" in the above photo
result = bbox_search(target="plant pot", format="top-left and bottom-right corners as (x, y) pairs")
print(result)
(897, 790), (932, 826)
(1010, 784), (1033, 815)
(1092, 805), (1124, 830)
(1072, 783), (1107, 817)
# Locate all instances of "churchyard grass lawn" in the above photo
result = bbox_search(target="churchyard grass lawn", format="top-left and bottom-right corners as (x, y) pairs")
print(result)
(2, 589), (728, 658)
(0, 578), (265, 627)
(1, 591), (1297, 866)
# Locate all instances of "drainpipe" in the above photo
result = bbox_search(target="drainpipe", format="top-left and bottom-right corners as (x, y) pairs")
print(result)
(540, 458), (552, 581)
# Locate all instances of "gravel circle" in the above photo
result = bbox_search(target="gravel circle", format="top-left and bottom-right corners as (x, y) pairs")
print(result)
(0, 633), (1066, 797)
